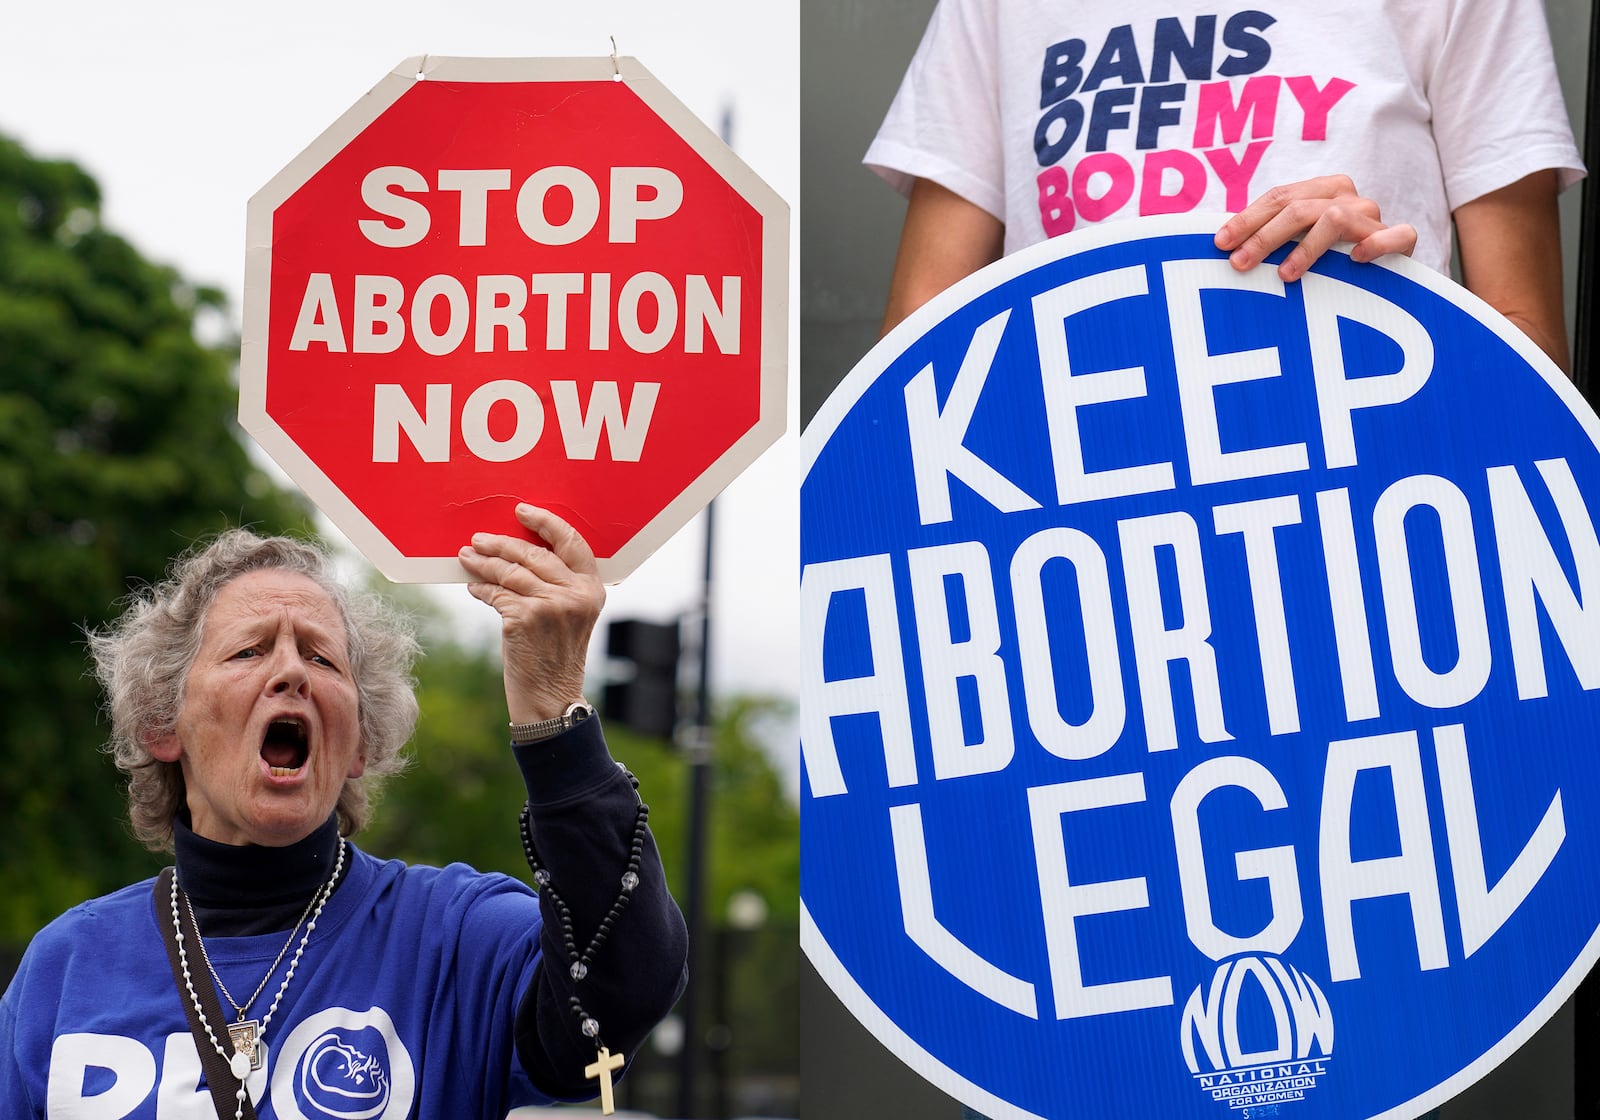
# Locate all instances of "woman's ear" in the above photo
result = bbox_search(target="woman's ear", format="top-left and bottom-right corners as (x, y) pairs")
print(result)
(144, 727), (182, 763)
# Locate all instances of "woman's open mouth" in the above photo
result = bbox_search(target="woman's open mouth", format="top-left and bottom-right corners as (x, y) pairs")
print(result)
(261, 716), (310, 777)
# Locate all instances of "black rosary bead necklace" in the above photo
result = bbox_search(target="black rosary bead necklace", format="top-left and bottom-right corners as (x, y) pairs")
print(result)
(519, 768), (648, 1115)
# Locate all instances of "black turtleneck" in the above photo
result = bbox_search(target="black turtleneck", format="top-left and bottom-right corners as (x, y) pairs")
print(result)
(173, 812), (343, 937)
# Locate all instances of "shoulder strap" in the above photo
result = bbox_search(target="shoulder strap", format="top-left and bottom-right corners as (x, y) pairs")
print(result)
(154, 868), (259, 1120)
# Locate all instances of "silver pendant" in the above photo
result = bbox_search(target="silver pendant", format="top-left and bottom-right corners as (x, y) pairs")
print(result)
(227, 1019), (263, 1073)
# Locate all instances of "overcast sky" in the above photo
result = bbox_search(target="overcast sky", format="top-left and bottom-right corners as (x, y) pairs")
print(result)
(1, 1), (801, 770)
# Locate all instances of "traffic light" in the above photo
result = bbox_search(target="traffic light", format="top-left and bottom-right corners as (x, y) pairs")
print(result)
(603, 618), (681, 738)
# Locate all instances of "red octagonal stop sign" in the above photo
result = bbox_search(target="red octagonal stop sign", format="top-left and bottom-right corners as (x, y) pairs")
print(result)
(241, 56), (788, 582)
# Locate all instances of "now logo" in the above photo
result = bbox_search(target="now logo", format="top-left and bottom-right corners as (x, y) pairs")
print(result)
(1181, 955), (1334, 1075)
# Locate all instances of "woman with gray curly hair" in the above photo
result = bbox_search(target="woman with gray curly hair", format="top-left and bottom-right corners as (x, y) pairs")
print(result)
(93, 527), (421, 850)
(0, 504), (688, 1120)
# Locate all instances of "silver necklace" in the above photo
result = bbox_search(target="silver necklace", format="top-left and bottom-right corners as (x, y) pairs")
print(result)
(188, 879), (320, 1026)
(170, 836), (346, 1120)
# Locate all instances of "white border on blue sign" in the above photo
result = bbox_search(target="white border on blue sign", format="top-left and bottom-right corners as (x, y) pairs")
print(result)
(799, 211), (1600, 1119)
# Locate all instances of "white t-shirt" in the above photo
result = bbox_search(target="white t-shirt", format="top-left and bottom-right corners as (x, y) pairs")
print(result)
(866, 0), (1585, 271)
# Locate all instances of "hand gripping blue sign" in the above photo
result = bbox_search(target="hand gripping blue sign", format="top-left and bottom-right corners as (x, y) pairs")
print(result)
(800, 214), (1600, 1120)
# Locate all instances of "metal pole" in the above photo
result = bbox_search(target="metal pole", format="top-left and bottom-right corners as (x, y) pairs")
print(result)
(678, 99), (735, 1120)
(676, 499), (716, 1118)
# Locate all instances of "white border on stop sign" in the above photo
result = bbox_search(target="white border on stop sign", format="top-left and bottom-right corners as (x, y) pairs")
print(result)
(240, 55), (789, 584)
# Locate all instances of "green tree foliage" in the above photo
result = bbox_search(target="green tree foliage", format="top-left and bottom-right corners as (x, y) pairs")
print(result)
(0, 133), (309, 943)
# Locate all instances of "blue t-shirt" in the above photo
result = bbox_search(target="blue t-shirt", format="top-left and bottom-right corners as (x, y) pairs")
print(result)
(1, 848), (545, 1118)
(1, 719), (688, 1118)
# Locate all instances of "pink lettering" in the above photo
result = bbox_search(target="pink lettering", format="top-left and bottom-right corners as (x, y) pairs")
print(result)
(1073, 153), (1135, 222)
(1038, 166), (1075, 236)
(1139, 149), (1208, 215)
(1284, 76), (1355, 141)
(1203, 140), (1273, 211)
(1192, 76), (1280, 147)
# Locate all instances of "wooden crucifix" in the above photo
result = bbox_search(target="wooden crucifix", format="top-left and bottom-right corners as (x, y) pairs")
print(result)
(584, 1045), (625, 1115)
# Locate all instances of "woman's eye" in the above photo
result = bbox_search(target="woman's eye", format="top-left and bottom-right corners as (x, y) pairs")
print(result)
(233, 648), (259, 659)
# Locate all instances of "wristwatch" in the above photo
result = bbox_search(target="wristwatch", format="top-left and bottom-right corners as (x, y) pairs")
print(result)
(509, 700), (595, 745)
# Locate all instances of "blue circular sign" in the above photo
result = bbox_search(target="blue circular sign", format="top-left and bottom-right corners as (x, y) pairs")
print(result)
(800, 215), (1600, 1119)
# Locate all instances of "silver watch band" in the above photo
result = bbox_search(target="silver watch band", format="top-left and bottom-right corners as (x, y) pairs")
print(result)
(509, 700), (594, 745)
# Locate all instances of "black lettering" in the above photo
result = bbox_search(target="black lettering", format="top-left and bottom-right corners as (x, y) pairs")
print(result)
(1040, 39), (1086, 108)
(1136, 84), (1187, 149)
(1083, 24), (1144, 92)
(1087, 87), (1137, 151)
(1219, 10), (1276, 77)
(1150, 15), (1216, 82)
(1035, 98), (1085, 165)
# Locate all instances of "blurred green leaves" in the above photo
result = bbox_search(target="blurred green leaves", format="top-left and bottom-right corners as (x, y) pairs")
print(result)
(0, 132), (310, 941)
